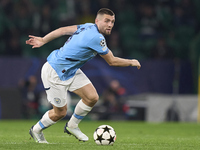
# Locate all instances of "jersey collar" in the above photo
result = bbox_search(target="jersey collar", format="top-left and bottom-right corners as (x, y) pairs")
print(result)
(94, 24), (100, 33)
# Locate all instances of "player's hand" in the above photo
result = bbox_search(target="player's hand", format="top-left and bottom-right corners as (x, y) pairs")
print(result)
(131, 59), (141, 69)
(26, 35), (45, 48)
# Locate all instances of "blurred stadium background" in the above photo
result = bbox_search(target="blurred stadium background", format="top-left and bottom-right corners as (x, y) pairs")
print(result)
(0, 0), (199, 122)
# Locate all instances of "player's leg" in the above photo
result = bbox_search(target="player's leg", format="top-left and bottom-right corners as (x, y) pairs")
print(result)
(30, 62), (69, 143)
(49, 105), (68, 121)
(63, 69), (98, 141)
(33, 105), (67, 131)
(64, 83), (99, 141)
(30, 105), (67, 143)
(69, 83), (98, 127)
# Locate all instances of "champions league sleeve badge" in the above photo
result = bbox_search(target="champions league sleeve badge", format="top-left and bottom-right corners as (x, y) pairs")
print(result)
(100, 39), (106, 47)
(100, 39), (107, 51)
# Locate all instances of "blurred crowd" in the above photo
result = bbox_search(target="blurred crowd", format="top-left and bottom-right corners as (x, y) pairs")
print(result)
(0, 0), (200, 62)
(1, 0), (199, 120)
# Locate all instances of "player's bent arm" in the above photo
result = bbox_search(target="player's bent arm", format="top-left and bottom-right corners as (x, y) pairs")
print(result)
(100, 50), (141, 69)
(43, 25), (78, 44)
(26, 25), (78, 48)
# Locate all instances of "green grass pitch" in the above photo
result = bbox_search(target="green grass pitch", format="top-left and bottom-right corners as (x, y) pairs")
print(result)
(0, 120), (199, 150)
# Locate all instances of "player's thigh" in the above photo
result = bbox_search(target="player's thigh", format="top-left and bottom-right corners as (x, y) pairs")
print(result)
(73, 83), (99, 102)
(68, 69), (99, 104)
(72, 83), (99, 107)
(41, 62), (69, 107)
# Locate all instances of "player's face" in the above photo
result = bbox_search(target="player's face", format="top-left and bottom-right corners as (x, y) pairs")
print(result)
(96, 14), (115, 35)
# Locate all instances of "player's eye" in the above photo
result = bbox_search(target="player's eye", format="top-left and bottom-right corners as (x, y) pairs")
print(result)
(104, 18), (110, 22)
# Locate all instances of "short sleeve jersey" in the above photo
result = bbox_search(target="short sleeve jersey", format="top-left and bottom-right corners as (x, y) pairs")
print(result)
(47, 23), (109, 81)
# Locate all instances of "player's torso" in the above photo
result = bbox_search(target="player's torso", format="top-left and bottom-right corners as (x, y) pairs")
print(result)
(47, 23), (102, 80)
(58, 23), (99, 63)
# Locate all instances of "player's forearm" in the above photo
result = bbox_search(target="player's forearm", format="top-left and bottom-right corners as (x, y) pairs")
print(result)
(42, 25), (77, 44)
(42, 28), (66, 44)
(101, 51), (135, 67)
(109, 57), (134, 67)
(111, 57), (141, 69)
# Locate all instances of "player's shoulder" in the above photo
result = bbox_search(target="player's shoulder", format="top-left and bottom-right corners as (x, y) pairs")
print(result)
(83, 24), (103, 37)
(92, 33), (105, 42)
(77, 23), (95, 29)
(77, 23), (105, 42)
(91, 27), (105, 40)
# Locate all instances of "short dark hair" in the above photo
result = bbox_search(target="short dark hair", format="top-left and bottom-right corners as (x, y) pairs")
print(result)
(97, 8), (115, 16)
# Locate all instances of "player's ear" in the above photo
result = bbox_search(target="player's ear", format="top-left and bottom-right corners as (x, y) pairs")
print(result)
(95, 14), (102, 24)
(95, 18), (98, 24)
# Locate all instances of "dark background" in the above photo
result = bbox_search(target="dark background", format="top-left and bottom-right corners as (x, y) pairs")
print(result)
(0, 0), (199, 119)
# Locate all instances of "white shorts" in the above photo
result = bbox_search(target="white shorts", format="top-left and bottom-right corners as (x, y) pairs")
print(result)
(41, 62), (91, 107)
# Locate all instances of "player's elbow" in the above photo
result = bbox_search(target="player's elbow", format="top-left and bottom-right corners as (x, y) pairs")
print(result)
(107, 60), (117, 66)
(101, 52), (118, 66)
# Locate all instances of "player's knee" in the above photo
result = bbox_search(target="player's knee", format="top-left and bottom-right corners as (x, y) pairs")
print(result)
(94, 94), (99, 102)
(55, 112), (66, 120)
(89, 93), (99, 104)
(54, 107), (67, 119)
(60, 110), (67, 118)
(59, 110), (67, 118)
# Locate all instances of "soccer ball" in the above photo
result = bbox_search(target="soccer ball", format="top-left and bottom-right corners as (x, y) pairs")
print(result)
(93, 125), (116, 145)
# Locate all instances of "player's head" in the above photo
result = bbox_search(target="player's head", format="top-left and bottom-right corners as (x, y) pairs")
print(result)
(95, 8), (115, 36)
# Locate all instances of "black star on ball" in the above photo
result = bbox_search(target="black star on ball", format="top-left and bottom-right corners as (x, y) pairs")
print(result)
(96, 134), (105, 143)
(103, 126), (111, 133)
(108, 135), (115, 144)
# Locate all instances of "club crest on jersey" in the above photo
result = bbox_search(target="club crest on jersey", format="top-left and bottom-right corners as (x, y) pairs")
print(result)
(54, 98), (61, 104)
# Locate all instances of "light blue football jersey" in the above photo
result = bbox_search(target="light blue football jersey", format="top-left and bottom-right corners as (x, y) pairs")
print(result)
(47, 23), (109, 81)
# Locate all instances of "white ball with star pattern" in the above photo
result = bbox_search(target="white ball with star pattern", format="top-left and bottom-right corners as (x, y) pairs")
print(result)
(93, 125), (116, 145)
